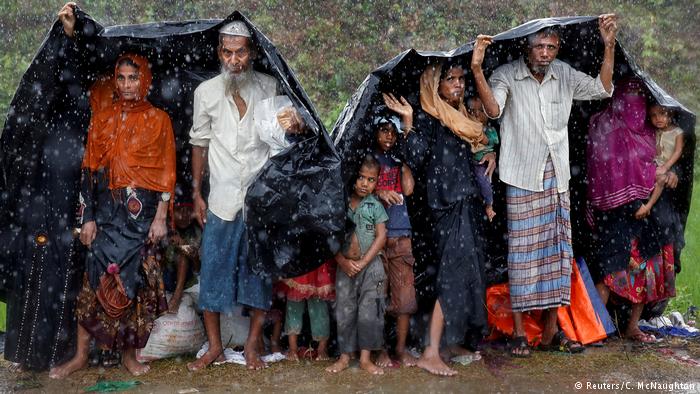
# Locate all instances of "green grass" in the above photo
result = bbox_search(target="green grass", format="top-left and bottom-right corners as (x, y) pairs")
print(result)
(0, 302), (5, 332)
(671, 181), (700, 312)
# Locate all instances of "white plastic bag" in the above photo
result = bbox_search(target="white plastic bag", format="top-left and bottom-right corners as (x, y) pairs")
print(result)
(136, 292), (206, 362)
(219, 306), (250, 347)
(255, 95), (296, 156)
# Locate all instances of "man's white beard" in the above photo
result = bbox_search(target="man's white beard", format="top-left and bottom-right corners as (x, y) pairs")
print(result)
(221, 65), (252, 96)
(530, 64), (550, 76)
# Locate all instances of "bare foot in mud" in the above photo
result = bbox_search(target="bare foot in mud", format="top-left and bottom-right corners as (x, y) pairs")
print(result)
(187, 348), (224, 372)
(315, 341), (330, 361)
(49, 355), (88, 379)
(360, 358), (385, 375)
(416, 352), (457, 377)
(122, 349), (150, 376)
(397, 349), (418, 367)
(625, 328), (657, 344)
(375, 350), (393, 368)
(8, 363), (26, 373)
(326, 354), (351, 373)
(286, 349), (299, 362)
(244, 343), (268, 370)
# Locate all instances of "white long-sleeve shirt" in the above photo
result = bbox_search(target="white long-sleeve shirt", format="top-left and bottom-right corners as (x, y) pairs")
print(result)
(489, 57), (612, 192)
(189, 71), (289, 220)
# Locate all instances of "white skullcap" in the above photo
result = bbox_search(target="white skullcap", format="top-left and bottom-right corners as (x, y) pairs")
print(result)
(219, 21), (252, 38)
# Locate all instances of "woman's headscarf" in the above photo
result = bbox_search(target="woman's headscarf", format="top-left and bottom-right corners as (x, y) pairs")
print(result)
(587, 78), (656, 211)
(419, 62), (484, 147)
(82, 53), (176, 196)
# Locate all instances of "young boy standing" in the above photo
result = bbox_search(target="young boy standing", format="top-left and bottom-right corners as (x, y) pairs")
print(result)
(326, 155), (388, 375)
(372, 96), (418, 367)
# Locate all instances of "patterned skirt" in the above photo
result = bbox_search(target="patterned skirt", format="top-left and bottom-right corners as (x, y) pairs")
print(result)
(604, 239), (675, 304)
(76, 251), (167, 350)
(507, 159), (572, 312)
(280, 259), (336, 302)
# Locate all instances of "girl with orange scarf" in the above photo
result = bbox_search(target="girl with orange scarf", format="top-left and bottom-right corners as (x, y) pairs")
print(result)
(49, 53), (176, 379)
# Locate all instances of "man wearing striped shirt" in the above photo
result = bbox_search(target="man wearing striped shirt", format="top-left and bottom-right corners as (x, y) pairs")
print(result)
(470, 15), (618, 356)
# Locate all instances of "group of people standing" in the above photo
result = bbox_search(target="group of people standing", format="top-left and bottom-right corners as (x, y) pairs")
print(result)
(2, 3), (689, 381)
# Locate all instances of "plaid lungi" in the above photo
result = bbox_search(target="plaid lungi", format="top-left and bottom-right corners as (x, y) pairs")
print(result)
(506, 159), (572, 312)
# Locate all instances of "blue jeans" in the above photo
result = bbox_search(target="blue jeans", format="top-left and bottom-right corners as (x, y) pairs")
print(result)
(199, 211), (272, 312)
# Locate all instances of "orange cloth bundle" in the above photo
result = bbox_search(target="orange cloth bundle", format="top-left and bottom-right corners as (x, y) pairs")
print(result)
(486, 261), (608, 345)
(96, 271), (132, 319)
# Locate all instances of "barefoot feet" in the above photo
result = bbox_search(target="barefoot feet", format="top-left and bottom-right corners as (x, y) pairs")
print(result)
(325, 354), (351, 373)
(416, 352), (457, 377)
(122, 349), (150, 377)
(359, 358), (384, 375)
(49, 355), (88, 379)
(286, 348), (300, 362)
(375, 350), (393, 368)
(397, 349), (418, 367)
(8, 363), (26, 373)
(187, 348), (224, 372)
(315, 341), (330, 361)
(244, 343), (268, 370)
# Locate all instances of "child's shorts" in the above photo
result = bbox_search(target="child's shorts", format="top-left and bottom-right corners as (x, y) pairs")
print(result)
(381, 236), (418, 315)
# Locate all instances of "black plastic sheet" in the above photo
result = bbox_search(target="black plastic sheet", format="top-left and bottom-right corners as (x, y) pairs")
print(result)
(332, 16), (696, 291)
(0, 9), (345, 288)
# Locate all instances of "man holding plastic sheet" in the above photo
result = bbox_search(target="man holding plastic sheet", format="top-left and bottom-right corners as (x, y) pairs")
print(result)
(188, 21), (305, 371)
(470, 14), (617, 356)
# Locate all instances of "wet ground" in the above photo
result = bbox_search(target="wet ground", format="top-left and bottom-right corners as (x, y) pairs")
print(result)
(2, 338), (700, 393)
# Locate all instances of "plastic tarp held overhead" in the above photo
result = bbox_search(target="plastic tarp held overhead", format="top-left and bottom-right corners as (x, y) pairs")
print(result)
(332, 16), (696, 292)
(0, 9), (346, 280)
(0, 8), (345, 369)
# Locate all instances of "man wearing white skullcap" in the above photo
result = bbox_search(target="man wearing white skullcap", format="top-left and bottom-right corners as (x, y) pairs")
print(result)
(188, 18), (305, 372)
(219, 20), (252, 37)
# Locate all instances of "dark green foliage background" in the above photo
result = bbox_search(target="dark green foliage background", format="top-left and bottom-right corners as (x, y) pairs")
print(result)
(1, 1), (697, 133)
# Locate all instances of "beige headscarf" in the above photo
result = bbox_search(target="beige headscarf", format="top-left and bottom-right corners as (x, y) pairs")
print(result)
(420, 62), (484, 148)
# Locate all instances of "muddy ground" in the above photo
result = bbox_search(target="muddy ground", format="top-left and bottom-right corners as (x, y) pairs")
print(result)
(2, 338), (700, 393)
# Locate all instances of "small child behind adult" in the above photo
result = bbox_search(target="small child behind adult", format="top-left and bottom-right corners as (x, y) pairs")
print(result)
(373, 94), (419, 367)
(326, 154), (388, 375)
(634, 104), (684, 219)
(466, 96), (499, 221)
(280, 260), (335, 362)
(164, 204), (201, 313)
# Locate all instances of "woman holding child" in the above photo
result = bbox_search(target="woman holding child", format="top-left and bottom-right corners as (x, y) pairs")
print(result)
(587, 78), (680, 343)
